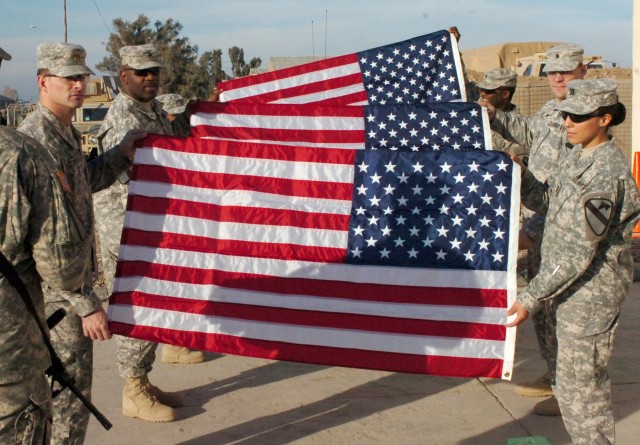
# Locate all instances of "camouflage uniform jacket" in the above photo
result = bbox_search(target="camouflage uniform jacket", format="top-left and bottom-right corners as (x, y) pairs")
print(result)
(490, 103), (525, 156)
(17, 103), (131, 316)
(491, 99), (566, 242)
(518, 139), (640, 336)
(0, 127), (92, 384)
(93, 93), (189, 290)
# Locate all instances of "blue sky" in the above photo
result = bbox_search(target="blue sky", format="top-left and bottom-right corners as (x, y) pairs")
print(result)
(0, 0), (632, 102)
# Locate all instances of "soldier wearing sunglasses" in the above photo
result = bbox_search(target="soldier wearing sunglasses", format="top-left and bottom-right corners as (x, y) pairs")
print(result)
(92, 44), (203, 424)
(507, 78), (640, 445)
(476, 68), (524, 158)
(481, 43), (588, 416)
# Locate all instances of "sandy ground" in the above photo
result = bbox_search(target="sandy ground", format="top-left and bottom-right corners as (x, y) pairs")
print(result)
(82, 280), (640, 445)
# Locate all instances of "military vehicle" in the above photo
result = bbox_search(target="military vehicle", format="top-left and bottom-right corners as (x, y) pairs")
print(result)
(462, 42), (609, 77)
(73, 76), (119, 159)
(514, 53), (606, 77)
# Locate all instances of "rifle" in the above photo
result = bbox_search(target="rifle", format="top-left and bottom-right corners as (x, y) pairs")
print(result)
(0, 250), (112, 430)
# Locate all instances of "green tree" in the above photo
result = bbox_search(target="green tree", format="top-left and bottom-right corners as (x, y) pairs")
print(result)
(228, 46), (262, 78)
(186, 50), (227, 100)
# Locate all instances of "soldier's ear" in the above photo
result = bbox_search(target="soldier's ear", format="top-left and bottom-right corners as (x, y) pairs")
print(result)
(599, 114), (612, 128)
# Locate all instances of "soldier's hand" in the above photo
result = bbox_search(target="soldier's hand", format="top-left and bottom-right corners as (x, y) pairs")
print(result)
(506, 301), (529, 328)
(183, 89), (222, 120)
(118, 129), (147, 161)
(448, 26), (461, 42)
(82, 307), (112, 340)
(207, 88), (222, 102)
(478, 99), (496, 122)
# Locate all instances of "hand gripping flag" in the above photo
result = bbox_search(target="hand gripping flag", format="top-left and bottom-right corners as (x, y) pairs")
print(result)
(217, 29), (466, 105)
(107, 132), (519, 380)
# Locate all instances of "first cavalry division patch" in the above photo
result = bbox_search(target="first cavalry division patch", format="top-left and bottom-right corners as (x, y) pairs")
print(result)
(584, 197), (613, 238)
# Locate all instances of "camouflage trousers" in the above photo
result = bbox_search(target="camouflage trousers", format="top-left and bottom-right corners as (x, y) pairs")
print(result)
(117, 336), (158, 378)
(0, 372), (51, 445)
(553, 302), (620, 445)
(46, 301), (92, 445)
(527, 240), (558, 378)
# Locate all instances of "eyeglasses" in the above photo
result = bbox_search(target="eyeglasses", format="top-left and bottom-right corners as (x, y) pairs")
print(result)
(546, 71), (575, 79)
(127, 67), (161, 77)
(43, 74), (89, 83)
(560, 111), (604, 123)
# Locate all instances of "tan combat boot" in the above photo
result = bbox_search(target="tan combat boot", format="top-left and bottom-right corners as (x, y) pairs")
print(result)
(145, 376), (185, 407)
(122, 376), (176, 422)
(161, 345), (205, 365)
(514, 372), (554, 397)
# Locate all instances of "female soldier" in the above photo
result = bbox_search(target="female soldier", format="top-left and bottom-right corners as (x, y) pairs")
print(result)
(506, 78), (640, 445)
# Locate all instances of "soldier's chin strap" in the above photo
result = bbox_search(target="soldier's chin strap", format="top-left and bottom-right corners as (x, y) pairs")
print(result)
(0, 249), (113, 431)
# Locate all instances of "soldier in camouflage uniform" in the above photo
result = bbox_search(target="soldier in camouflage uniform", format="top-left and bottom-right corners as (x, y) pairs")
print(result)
(93, 44), (203, 423)
(17, 43), (145, 445)
(476, 68), (525, 157)
(507, 78), (640, 445)
(486, 44), (587, 414)
(0, 45), (92, 445)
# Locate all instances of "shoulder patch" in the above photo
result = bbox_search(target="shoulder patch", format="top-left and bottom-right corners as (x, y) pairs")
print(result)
(583, 194), (614, 240)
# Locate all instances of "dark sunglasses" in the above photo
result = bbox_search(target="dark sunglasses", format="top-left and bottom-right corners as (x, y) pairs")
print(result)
(478, 87), (507, 95)
(44, 74), (89, 83)
(128, 67), (161, 77)
(560, 111), (604, 123)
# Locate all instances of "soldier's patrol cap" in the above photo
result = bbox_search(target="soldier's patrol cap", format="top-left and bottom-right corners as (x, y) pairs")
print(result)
(37, 43), (94, 77)
(156, 93), (188, 114)
(543, 43), (584, 72)
(477, 68), (517, 90)
(0, 46), (12, 61)
(555, 79), (618, 115)
(119, 44), (165, 70)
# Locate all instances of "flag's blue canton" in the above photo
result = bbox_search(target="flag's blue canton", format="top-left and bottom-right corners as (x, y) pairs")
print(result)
(357, 30), (461, 104)
(363, 103), (485, 151)
(347, 148), (512, 271)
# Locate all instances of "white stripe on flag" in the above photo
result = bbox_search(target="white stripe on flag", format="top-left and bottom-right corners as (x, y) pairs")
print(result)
(117, 245), (508, 290)
(109, 304), (506, 359)
(113, 275), (508, 325)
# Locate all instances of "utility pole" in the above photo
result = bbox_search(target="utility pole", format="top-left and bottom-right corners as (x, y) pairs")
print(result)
(63, 0), (68, 43)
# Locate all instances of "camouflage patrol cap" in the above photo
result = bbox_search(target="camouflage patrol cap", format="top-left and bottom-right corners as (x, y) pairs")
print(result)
(37, 43), (94, 77)
(543, 43), (584, 72)
(119, 44), (165, 69)
(555, 79), (618, 115)
(156, 93), (188, 114)
(477, 68), (517, 90)
(0, 47), (12, 61)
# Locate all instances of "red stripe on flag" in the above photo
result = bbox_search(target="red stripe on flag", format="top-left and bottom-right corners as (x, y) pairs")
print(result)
(142, 135), (358, 165)
(120, 229), (348, 263)
(217, 54), (360, 89)
(131, 165), (353, 200)
(190, 102), (366, 118)
(116, 261), (507, 308)
(110, 322), (505, 379)
(226, 73), (365, 104)
(113, 293), (506, 341)
(126, 196), (351, 231)
(189, 125), (365, 145)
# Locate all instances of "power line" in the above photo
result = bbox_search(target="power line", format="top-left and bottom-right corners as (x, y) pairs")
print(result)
(92, 0), (113, 37)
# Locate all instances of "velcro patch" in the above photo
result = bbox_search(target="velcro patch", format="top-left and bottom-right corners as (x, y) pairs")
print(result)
(584, 196), (613, 239)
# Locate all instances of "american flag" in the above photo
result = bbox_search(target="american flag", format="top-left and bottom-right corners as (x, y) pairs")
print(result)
(190, 102), (492, 151)
(107, 133), (519, 379)
(218, 29), (466, 105)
